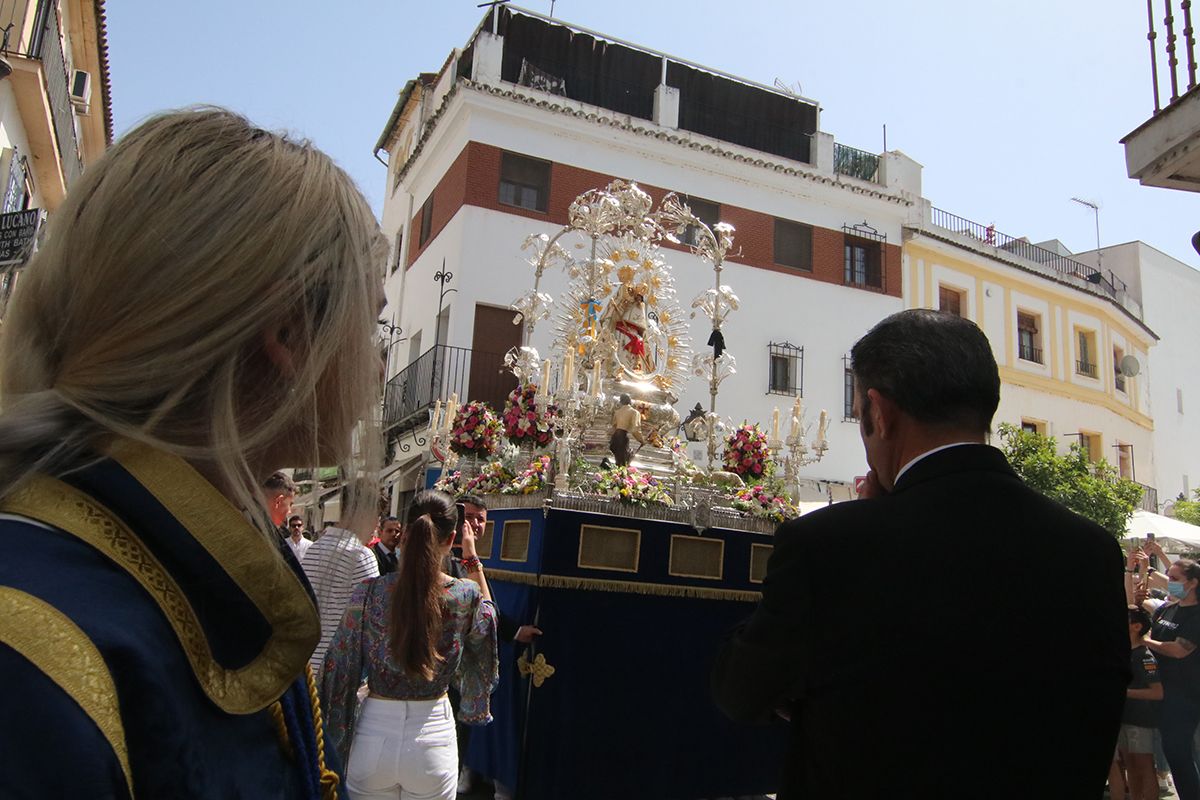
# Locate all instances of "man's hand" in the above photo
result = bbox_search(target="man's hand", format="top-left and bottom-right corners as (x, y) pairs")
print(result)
(857, 470), (886, 500)
(460, 518), (480, 559)
(514, 625), (543, 644)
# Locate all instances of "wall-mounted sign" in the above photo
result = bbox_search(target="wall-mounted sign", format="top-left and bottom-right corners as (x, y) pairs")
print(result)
(0, 208), (42, 265)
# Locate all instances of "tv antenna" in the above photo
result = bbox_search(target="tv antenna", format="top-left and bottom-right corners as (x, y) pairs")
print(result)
(1070, 197), (1103, 272)
(773, 77), (804, 97)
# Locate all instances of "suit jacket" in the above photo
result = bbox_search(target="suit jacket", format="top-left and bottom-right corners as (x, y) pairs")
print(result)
(712, 444), (1129, 799)
(371, 542), (399, 575)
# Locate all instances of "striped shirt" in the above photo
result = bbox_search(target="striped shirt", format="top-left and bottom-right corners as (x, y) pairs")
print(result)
(301, 527), (379, 671)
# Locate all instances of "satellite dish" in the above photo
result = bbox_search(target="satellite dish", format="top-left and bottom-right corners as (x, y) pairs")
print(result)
(1120, 354), (1141, 377)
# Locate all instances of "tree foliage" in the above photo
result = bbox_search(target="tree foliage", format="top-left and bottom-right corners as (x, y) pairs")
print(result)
(997, 423), (1143, 538)
(1173, 491), (1200, 527)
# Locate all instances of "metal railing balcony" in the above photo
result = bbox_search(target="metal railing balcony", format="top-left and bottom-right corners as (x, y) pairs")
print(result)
(1076, 359), (1098, 379)
(382, 344), (517, 433)
(1142, 0), (1199, 114)
(1018, 343), (1043, 364)
(1137, 482), (1158, 513)
(928, 207), (1128, 301)
(2, 0), (83, 187)
(833, 142), (880, 182)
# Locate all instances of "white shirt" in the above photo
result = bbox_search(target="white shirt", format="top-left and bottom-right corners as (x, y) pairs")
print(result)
(893, 442), (980, 486)
(300, 527), (379, 671)
(286, 535), (312, 562)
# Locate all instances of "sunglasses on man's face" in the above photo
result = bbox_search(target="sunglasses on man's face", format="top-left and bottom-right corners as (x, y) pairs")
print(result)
(289, 522), (303, 528)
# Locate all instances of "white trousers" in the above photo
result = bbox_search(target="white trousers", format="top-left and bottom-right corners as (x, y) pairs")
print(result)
(345, 696), (458, 800)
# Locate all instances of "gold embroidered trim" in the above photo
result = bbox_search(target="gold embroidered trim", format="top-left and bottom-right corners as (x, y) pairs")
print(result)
(485, 568), (761, 602)
(0, 587), (135, 796)
(2, 471), (313, 714)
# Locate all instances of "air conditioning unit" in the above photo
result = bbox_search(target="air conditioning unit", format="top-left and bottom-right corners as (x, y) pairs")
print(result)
(68, 69), (91, 115)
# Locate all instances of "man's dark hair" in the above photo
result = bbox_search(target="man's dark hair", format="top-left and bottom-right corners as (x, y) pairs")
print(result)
(381, 515), (401, 524)
(262, 471), (297, 494)
(619, 394), (631, 406)
(1128, 604), (1152, 637)
(287, 514), (303, 525)
(851, 309), (1000, 434)
(459, 494), (488, 511)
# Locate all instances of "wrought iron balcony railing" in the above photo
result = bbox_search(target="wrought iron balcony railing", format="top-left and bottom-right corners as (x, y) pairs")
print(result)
(833, 142), (880, 182)
(1076, 359), (1098, 379)
(1018, 343), (1043, 364)
(382, 344), (517, 433)
(1143, 0), (1199, 114)
(928, 207), (1128, 301)
(2, 0), (83, 187)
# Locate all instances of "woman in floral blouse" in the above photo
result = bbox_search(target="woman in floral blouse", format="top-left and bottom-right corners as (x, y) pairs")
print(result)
(320, 490), (499, 799)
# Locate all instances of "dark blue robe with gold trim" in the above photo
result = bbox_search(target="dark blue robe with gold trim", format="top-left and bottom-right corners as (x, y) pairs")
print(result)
(0, 440), (345, 799)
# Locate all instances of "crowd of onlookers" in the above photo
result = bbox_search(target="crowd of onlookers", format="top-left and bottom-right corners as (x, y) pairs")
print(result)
(1114, 538), (1200, 799)
(262, 471), (537, 800)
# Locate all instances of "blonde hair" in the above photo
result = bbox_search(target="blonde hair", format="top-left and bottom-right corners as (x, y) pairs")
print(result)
(0, 107), (385, 536)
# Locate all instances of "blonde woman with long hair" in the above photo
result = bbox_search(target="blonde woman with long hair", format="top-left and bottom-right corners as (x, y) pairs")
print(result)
(321, 490), (499, 800)
(0, 107), (385, 799)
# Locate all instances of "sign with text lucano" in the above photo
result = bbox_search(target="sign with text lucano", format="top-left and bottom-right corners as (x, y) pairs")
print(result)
(0, 208), (42, 265)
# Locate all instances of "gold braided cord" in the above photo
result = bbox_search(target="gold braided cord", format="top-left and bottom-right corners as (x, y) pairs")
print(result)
(306, 664), (340, 800)
(269, 701), (292, 758)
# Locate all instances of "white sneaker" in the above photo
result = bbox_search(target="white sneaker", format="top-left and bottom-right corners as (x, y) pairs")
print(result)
(457, 766), (473, 794)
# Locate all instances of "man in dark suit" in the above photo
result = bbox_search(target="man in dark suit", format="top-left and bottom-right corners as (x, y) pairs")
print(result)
(712, 309), (1129, 798)
(370, 515), (401, 575)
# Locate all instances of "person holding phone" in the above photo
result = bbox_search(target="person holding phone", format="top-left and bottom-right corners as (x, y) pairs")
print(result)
(1140, 549), (1200, 800)
(320, 490), (499, 800)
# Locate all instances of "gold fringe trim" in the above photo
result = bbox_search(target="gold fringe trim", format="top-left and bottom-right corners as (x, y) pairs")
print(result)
(487, 568), (761, 602)
(485, 568), (542, 586)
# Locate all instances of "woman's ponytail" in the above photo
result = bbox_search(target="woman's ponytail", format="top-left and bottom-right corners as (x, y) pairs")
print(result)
(391, 513), (445, 680)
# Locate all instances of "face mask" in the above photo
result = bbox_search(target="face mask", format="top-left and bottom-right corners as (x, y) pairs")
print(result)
(1168, 581), (1189, 600)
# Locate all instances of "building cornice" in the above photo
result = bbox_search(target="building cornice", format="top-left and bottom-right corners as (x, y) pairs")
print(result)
(93, 0), (113, 145)
(905, 226), (1158, 341)
(392, 77), (912, 208)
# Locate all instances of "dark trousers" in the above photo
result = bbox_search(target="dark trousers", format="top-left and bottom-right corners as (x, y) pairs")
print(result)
(1162, 691), (1200, 800)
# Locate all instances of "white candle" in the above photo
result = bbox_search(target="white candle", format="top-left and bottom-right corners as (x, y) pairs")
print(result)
(563, 352), (574, 395)
(446, 393), (458, 432)
(431, 399), (442, 433)
(771, 407), (780, 441)
(539, 359), (551, 398)
(793, 397), (803, 422)
(818, 409), (829, 441)
(790, 414), (799, 439)
(590, 361), (601, 397)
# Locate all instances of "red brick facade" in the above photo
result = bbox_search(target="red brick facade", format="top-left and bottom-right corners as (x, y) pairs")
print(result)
(406, 141), (902, 298)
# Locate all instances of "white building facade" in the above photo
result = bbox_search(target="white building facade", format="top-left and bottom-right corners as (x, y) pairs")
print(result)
(376, 6), (922, 488)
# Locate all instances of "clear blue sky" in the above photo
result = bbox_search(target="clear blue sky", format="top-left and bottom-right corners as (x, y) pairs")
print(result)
(107, 0), (1199, 268)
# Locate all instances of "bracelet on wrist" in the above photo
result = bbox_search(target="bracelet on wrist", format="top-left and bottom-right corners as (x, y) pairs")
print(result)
(461, 555), (483, 572)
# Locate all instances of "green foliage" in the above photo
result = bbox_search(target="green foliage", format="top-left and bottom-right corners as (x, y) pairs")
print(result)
(1173, 489), (1200, 527)
(997, 423), (1143, 537)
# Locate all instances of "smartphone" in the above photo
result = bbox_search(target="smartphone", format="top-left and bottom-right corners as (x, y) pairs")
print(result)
(454, 502), (466, 544)
(1146, 533), (1156, 542)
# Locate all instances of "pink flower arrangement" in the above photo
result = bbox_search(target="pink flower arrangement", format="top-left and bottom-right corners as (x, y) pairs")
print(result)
(449, 400), (503, 457)
(723, 423), (772, 480)
(585, 465), (672, 506)
(502, 455), (551, 495)
(433, 460), (514, 497)
(730, 483), (799, 523)
(501, 384), (558, 448)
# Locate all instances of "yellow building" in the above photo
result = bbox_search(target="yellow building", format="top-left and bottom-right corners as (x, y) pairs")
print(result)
(903, 205), (1158, 504)
(0, 0), (112, 315)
